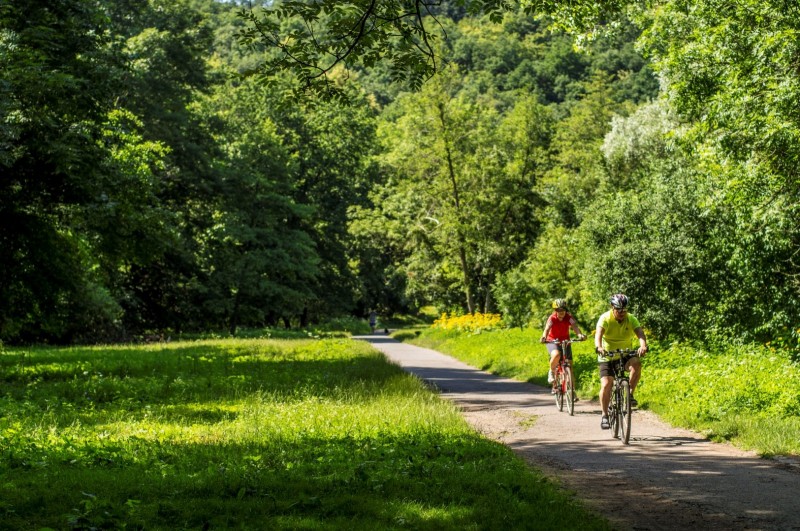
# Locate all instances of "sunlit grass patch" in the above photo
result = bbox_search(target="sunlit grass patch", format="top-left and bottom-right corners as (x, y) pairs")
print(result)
(637, 342), (800, 456)
(0, 337), (609, 530)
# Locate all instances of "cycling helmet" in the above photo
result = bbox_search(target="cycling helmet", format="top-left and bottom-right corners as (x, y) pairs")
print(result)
(609, 293), (629, 309)
(552, 298), (568, 311)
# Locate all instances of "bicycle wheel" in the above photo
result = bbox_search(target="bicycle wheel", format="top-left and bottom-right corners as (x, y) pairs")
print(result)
(554, 369), (564, 411)
(564, 366), (575, 416)
(610, 384), (620, 438)
(619, 380), (632, 444)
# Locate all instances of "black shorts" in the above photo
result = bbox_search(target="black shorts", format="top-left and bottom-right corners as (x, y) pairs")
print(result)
(598, 357), (628, 378)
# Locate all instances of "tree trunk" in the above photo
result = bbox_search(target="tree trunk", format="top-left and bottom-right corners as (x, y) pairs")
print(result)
(438, 102), (475, 314)
(484, 287), (493, 314)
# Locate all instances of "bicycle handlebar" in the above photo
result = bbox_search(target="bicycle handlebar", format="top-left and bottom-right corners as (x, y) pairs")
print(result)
(545, 338), (586, 344)
(599, 348), (642, 357)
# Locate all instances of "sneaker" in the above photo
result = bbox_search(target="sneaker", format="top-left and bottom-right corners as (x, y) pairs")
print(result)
(547, 370), (554, 384)
(573, 393), (579, 402)
(630, 396), (638, 407)
(600, 415), (610, 430)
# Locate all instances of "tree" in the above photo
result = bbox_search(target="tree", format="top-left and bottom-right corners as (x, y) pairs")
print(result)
(107, 0), (220, 334)
(196, 77), (320, 332)
(0, 0), (136, 342)
(574, 101), (729, 338)
(639, 0), (800, 338)
(376, 66), (549, 313)
(236, 0), (633, 99)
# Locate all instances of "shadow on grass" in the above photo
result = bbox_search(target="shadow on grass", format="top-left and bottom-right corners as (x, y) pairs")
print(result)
(0, 341), (404, 421)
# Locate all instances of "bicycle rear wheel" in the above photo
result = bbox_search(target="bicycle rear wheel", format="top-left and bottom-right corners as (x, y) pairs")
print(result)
(554, 369), (564, 411)
(619, 380), (632, 444)
(564, 366), (575, 416)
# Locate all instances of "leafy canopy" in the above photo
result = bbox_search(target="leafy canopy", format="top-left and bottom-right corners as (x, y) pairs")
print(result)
(236, 0), (632, 99)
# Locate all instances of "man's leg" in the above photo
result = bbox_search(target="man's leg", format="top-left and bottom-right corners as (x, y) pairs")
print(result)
(626, 357), (642, 393)
(600, 375), (613, 415)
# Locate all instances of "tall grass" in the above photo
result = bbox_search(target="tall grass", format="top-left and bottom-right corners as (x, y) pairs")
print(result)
(0, 338), (609, 529)
(637, 341), (800, 456)
(406, 328), (800, 457)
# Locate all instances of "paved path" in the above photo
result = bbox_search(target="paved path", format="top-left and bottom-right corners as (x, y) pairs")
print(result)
(356, 334), (800, 531)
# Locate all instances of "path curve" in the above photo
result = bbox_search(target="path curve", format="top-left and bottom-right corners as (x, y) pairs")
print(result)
(356, 334), (800, 531)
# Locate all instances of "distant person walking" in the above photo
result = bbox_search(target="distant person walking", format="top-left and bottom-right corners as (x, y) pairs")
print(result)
(369, 310), (378, 333)
(594, 293), (648, 430)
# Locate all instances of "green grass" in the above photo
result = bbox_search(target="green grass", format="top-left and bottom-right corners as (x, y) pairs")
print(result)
(0, 338), (609, 530)
(404, 328), (800, 457)
(637, 342), (800, 456)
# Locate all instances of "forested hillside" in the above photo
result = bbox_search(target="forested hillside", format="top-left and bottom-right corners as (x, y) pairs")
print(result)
(2, 0), (798, 355)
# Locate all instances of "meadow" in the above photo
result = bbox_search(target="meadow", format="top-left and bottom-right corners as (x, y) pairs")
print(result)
(0, 335), (610, 530)
(402, 325), (800, 457)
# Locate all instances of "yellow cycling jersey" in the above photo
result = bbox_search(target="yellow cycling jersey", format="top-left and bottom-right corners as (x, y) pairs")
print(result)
(596, 310), (641, 361)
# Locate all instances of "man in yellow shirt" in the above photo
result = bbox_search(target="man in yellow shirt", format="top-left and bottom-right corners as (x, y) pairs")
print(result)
(594, 293), (648, 430)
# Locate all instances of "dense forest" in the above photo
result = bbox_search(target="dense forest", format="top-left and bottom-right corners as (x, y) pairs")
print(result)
(2, 0), (798, 351)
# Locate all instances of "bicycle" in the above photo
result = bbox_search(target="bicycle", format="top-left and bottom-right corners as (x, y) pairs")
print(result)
(604, 348), (640, 444)
(547, 338), (584, 415)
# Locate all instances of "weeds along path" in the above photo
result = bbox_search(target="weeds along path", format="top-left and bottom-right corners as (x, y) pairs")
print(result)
(357, 334), (800, 531)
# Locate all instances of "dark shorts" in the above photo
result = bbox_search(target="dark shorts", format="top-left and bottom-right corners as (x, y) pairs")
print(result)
(598, 357), (628, 378)
(597, 359), (622, 378)
(547, 343), (573, 361)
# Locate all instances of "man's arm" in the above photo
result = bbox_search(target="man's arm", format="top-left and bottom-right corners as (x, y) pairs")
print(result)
(634, 327), (648, 355)
(595, 326), (605, 354)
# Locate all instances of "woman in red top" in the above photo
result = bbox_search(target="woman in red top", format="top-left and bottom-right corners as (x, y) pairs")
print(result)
(540, 299), (586, 392)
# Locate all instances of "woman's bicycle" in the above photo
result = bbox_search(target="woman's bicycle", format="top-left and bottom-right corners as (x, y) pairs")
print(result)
(605, 348), (640, 444)
(547, 338), (584, 415)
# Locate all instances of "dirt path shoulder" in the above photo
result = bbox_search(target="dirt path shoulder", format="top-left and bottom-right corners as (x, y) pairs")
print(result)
(357, 334), (800, 531)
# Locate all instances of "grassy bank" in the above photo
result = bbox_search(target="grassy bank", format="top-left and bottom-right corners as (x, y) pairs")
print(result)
(0, 338), (609, 530)
(403, 327), (800, 457)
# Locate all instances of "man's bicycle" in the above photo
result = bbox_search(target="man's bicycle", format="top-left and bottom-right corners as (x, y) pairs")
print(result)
(547, 338), (584, 415)
(605, 348), (640, 444)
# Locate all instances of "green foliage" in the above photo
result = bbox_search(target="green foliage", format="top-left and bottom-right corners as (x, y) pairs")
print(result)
(0, 338), (610, 529)
(0, 0), (130, 342)
(8, 0), (797, 355)
(195, 76), (319, 332)
(235, 0), (635, 101)
(374, 67), (555, 314)
(635, 0), (800, 339)
(492, 268), (534, 329)
(638, 341), (800, 455)
(641, 0), (800, 187)
(518, 225), (586, 326)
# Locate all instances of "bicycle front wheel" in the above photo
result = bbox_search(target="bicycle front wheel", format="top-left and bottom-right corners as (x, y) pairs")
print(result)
(619, 380), (632, 444)
(610, 385), (620, 439)
(554, 369), (564, 411)
(564, 366), (575, 416)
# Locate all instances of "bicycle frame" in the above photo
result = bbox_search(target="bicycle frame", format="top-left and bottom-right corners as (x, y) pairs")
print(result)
(547, 338), (583, 415)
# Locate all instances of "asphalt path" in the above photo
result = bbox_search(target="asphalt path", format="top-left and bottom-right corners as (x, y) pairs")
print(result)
(356, 333), (800, 531)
